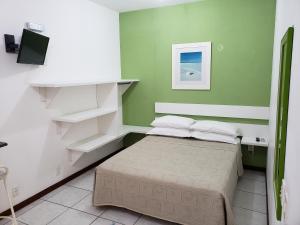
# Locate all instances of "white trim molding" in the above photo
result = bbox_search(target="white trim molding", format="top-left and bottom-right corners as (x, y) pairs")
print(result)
(155, 102), (269, 120)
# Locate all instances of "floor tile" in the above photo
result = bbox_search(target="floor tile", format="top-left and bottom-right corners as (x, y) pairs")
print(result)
(15, 199), (44, 217)
(0, 218), (14, 225)
(243, 170), (266, 183)
(0, 218), (11, 225)
(0, 200), (43, 225)
(237, 177), (266, 195)
(135, 215), (176, 225)
(48, 208), (97, 225)
(47, 186), (90, 207)
(40, 185), (67, 200)
(101, 207), (140, 225)
(67, 170), (95, 191)
(3, 221), (27, 225)
(91, 218), (122, 225)
(234, 207), (267, 225)
(233, 190), (267, 214)
(72, 194), (105, 216)
(18, 201), (67, 225)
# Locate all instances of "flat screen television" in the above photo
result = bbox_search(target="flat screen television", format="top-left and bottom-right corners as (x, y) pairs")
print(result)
(17, 29), (50, 65)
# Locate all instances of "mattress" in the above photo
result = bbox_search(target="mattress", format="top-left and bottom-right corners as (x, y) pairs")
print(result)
(93, 136), (243, 225)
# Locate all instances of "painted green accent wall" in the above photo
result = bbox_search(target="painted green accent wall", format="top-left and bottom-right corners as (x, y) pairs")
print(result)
(120, 0), (275, 126)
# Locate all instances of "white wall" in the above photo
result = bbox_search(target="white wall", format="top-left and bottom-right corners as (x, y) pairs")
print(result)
(0, 0), (121, 212)
(268, 0), (300, 224)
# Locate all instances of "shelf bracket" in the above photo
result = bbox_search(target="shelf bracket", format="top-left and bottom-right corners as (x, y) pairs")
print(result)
(118, 82), (136, 95)
(36, 87), (60, 107)
(55, 121), (71, 137)
(38, 87), (48, 103)
(68, 150), (84, 165)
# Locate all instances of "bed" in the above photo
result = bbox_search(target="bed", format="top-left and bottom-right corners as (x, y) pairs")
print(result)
(93, 135), (243, 225)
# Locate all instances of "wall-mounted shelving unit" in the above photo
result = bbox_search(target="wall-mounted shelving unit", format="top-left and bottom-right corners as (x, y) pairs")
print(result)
(67, 125), (151, 163)
(30, 79), (139, 88)
(68, 133), (119, 153)
(31, 79), (139, 105)
(67, 125), (151, 153)
(52, 107), (117, 123)
(31, 78), (144, 165)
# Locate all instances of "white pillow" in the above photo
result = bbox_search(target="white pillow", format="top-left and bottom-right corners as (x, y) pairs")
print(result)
(147, 127), (191, 138)
(191, 131), (239, 144)
(190, 120), (238, 137)
(151, 115), (195, 129)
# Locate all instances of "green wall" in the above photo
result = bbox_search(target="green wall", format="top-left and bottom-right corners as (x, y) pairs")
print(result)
(120, 0), (276, 126)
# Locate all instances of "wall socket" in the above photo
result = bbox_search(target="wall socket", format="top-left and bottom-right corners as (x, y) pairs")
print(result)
(11, 187), (19, 198)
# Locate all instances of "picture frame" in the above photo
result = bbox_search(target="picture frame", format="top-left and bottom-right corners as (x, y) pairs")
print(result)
(172, 42), (211, 90)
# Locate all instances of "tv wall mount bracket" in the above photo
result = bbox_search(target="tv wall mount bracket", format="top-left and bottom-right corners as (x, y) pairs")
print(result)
(4, 34), (19, 53)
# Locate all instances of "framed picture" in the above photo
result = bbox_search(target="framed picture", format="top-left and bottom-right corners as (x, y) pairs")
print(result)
(172, 42), (211, 90)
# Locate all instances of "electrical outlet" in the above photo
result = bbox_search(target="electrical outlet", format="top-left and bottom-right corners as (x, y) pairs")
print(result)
(11, 187), (19, 198)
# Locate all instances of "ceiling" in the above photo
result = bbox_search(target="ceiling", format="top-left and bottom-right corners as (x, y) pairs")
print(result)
(93, 0), (201, 12)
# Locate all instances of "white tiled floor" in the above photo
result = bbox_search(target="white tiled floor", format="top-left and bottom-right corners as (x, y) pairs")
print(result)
(0, 169), (267, 225)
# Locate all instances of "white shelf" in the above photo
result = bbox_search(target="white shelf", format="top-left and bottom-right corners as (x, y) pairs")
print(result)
(117, 79), (139, 84)
(53, 108), (117, 123)
(121, 125), (152, 134)
(30, 79), (139, 88)
(68, 125), (151, 153)
(68, 134), (121, 153)
(241, 136), (269, 147)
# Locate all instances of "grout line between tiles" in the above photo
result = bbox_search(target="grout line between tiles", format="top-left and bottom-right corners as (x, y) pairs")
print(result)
(234, 206), (268, 216)
(237, 189), (268, 197)
(45, 190), (90, 209)
(87, 217), (98, 225)
(133, 214), (142, 225)
(45, 206), (69, 225)
(66, 184), (94, 192)
(240, 176), (266, 184)
(98, 208), (106, 217)
(4, 200), (46, 225)
(236, 187), (266, 196)
(98, 216), (126, 225)
(234, 205), (267, 215)
(44, 199), (106, 219)
(3, 219), (30, 225)
(41, 186), (68, 201)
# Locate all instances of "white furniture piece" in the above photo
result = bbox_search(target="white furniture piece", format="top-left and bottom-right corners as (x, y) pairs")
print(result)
(30, 79), (139, 88)
(155, 102), (270, 120)
(241, 136), (269, 148)
(0, 142), (18, 225)
(155, 102), (270, 138)
(0, 151), (18, 225)
(30, 78), (150, 164)
(0, 166), (18, 225)
(67, 125), (151, 153)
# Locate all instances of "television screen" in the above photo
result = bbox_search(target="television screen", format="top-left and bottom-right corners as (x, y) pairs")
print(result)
(17, 29), (50, 65)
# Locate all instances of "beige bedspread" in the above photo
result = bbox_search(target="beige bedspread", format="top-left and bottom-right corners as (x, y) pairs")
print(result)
(93, 136), (243, 225)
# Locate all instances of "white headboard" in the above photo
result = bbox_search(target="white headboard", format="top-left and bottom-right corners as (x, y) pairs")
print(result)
(155, 102), (270, 137)
(155, 102), (269, 120)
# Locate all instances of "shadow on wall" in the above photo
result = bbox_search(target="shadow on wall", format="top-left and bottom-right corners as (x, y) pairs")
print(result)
(0, 87), (50, 137)
(36, 122), (65, 182)
(0, 45), (38, 78)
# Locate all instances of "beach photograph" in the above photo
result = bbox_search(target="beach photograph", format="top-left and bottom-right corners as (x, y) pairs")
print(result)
(180, 51), (202, 81)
